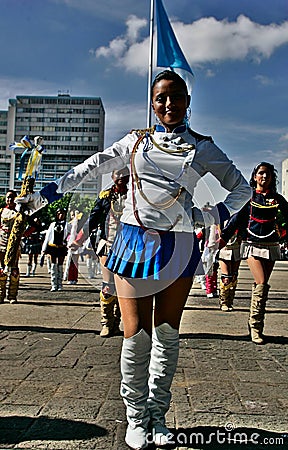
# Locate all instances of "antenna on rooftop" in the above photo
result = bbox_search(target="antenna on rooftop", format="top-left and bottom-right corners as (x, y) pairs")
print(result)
(57, 90), (70, 97)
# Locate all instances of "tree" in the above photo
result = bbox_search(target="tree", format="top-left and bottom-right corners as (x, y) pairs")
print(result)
(0, 192), (96, 230)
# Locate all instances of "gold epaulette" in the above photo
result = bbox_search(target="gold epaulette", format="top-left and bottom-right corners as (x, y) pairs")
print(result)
(130, 126), (156, 136)
(99, 189), (111, 200)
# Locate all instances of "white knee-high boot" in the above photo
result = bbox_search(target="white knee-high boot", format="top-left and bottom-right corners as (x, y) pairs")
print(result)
(25, 265), (31, 277)
(47, 256), (51, 273)
(121, 329), (151, 450)
(50, 263), (58, 291)
(148, 322), (179, 447)
(86, 258), (94, 279)
(32, 263), (37, 276)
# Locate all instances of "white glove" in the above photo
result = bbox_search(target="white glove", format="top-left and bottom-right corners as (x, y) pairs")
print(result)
(15, 192), (48, 214)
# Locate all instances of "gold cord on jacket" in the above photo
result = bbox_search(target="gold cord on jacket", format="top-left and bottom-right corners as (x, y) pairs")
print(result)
(250, 201), (279, 209)
(131, 133), (185, 210)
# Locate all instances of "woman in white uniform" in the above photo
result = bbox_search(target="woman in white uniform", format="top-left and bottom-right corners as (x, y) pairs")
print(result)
(17, 70), (251, 449)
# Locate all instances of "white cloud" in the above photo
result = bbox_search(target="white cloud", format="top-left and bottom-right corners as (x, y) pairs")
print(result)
(280, 133), (288, 142)
(181, 15), (288, 63)
(119, 39), (150, 73)
(91, 14), (148, 70)
(126, 14), (147, 43)
(254, 74), (274, 86)
(96, 37), (127, 59)
(205, 69), (216, 78)
(93, 14), (288, 73)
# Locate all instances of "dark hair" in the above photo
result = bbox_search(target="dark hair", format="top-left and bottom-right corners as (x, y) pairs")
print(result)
(6, 190), (17, 198)
(56, 208), (67, 216)
(250, 161), (278, 192)
(151, 70), (188, 98)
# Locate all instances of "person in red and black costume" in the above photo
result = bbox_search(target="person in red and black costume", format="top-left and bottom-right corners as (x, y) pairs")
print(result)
(220, 162), (288, 344)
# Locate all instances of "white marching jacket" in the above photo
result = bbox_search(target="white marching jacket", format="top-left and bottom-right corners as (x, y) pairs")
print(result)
(38, 126), (251, 232)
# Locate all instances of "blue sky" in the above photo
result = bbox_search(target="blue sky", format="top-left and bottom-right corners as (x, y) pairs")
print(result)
(1, 0), (287, 204)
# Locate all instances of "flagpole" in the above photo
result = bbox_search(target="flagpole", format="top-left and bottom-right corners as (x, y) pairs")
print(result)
(146, 0), (155, 127)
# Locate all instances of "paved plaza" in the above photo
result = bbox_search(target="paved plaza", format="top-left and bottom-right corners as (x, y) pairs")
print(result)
(0, 256), (287, 449)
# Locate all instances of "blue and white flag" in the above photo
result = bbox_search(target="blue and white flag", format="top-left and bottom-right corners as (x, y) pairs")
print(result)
(156, 0), (194, 93)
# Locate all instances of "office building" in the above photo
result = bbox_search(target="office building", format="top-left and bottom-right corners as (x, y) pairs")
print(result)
(0, 110), (10, 194)
(2, 93), (105, 197)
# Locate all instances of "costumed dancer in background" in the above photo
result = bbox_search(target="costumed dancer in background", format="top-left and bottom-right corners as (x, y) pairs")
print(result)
(15, 71), (251, 449)
(218, 230), (242, 311)
(41, 208), (69, 292)
(74, 168), (130, 337)
(2, 135), (45, 303)
(194, 226), (207, 290)
(220, 162), (288, 344)
(64, 210), (83, 285)
(23, 216), (44, 277)
(0, 191), (20, 304)
(82, 228), (101, 279)
(202, 224), (220, 298)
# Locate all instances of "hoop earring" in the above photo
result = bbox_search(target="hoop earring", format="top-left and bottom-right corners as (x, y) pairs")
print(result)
(185, 106), (191, 125)
(155, 114), (161, 124)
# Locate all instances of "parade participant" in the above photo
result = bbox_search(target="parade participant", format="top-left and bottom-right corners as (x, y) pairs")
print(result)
(0, 190), (21, 304)
(16, 70), (251, 449)
(73, 168), (129, 337)
(220, 162), (288, 344)
(23, 216), (43, 277)
(202, 224), (220, 298)
(41, 208), (69, 292)
(218, 230), (242, 311)
(82, 228), (101, 279)
(194, 226), (206, 290)
(91, 168), (129, 337)
(65, 210), (82, 285)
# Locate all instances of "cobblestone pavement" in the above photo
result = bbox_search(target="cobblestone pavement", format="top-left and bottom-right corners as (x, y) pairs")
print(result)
(0, 257), (287, 449)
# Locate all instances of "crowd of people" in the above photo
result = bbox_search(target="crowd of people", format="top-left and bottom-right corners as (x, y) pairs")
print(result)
(1, 70), (287, 450)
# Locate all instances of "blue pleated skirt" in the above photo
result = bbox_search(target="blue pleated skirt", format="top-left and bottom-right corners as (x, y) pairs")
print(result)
(106, 222), (201, 280)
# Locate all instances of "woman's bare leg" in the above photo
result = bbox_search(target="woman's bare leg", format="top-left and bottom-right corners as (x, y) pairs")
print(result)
(219, 259), (230, 283)
(247, 256), (275, 285)
(114, 274), (154, 337)
(114, 275), (193, 337)
(99, 256), (112, 285)
(154, 276), (194, 328)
